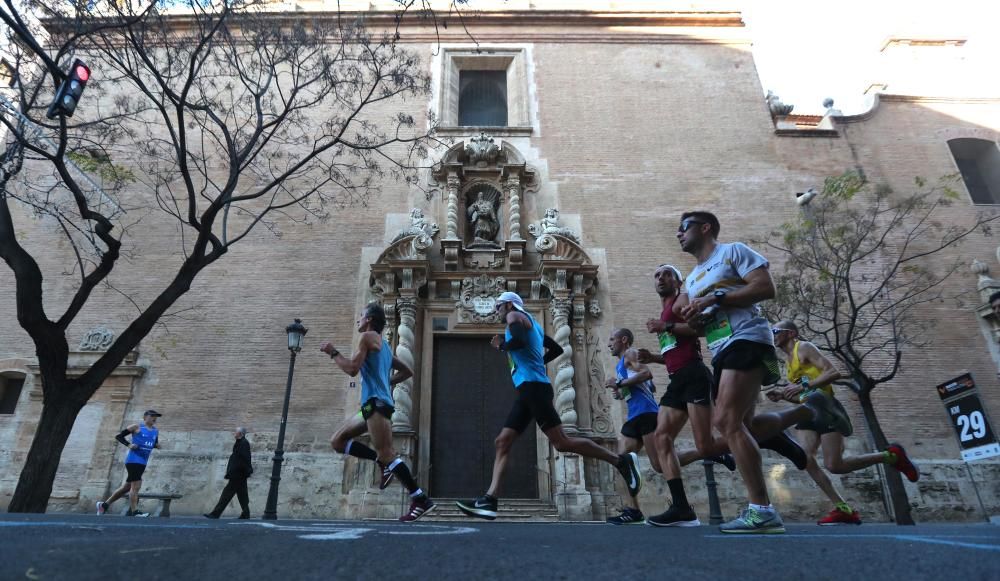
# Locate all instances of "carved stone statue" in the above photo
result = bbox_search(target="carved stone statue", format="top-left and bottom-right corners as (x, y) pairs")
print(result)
(766, 90), (794, 117)
(465, 132), (500, 165)
(467, 190), (500, 246)
(528, 208), (579, 243)
(392, 207), (440, 243)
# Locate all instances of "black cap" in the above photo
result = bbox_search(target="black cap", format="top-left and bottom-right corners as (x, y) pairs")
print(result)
(143, 409), (162, 417)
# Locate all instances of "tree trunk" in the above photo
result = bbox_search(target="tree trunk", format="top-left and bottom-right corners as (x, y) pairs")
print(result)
(857, 387), (915, 525)
(7, 391), (86, 513)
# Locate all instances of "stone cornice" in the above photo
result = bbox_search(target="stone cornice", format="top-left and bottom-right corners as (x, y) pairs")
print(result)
(44, 10), (748, 45)
(837, 93), (1000, 124)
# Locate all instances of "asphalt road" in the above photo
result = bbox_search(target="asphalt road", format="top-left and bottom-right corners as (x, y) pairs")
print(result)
(1, 513), (998, 580)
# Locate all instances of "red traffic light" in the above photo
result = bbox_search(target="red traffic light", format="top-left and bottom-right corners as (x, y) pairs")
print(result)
(74, 64), (90, 82)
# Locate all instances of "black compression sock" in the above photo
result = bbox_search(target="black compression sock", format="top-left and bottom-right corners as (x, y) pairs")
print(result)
(344, 439), (378, 461)
(759, 432), (808, 470)
(667, 478), (690, 509)
(388, 458), (423, 497)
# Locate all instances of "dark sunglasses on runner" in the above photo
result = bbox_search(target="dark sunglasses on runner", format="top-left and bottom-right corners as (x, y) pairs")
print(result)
(678, 218), (706, 233)
(771, 328), (788, 335)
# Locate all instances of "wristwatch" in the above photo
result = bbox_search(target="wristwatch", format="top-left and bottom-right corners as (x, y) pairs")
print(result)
(713, 290), (727, 305)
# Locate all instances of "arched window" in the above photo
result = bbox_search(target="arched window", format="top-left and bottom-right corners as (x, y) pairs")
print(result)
(0, 372), (26, 414)
(458, 70), (507, 127)
(948, 138), (1000, 205)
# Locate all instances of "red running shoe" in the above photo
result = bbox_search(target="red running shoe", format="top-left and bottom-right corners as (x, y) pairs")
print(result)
(887, 443), (919, 482)
(400, 497), (436, 522)
(818, 507), (862, 526)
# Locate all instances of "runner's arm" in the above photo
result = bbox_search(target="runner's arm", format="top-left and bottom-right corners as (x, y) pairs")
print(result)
(799, 342), (842, 390)
(620, 349), (653, 385)
(116, 424), (139, 448)
(390, 355), (414, 386)
(329, 332), (376, 377)
(498, 311), (532, 351)
(543, 335), (563, 364)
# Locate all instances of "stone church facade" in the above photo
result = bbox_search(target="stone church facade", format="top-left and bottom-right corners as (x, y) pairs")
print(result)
(1, 3), (999, 521)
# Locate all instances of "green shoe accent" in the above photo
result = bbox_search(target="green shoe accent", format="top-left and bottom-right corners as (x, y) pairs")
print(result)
(835, 502), (854, 515)
(719, 508), (786, 534)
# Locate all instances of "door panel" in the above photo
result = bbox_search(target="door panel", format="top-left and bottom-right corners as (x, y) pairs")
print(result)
(431, 337), (539, 498)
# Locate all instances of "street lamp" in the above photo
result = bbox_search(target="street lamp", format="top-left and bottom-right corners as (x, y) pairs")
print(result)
(263, 318), (307, 520)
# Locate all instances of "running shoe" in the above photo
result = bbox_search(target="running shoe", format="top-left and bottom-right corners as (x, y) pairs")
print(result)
(400, 496), (436, 522)
(646, 505), (701, 527)
(803, 391), (853, 437)
(203, 513), (220, 519)
(887, 443), (919, 482)
(817, 507), (862, 526)
(127, 510), (150, 517)
(759, 431), (808, 470)
(606, 507), (645, 525)
(616, 452), (642, 497)
(719, 507), (785, 534)
(379, 463), (395, 490)
(709, 453), (737, 471)
(456, 495), (498, 520)
(96, 501), (106, 516)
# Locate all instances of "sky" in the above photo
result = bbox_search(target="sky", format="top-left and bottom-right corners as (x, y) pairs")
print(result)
(743, 0), (1000, 115)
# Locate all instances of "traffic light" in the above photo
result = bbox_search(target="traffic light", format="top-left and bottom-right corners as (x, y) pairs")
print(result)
(46, 59), (90, 119)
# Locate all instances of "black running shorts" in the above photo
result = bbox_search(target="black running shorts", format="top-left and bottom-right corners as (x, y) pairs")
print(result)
(125, 462), (146, 482)
(660, 361), (713, 410)
(711, 340), (781, 400)
(361, 397), (395, 421)
(504, 381), (563, 434)
(621, 412), (658, 439)
(796, 395), (849, 435)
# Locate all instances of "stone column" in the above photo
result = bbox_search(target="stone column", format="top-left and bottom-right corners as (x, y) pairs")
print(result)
(445, 173), (460, 240)
(550, 296), (578, 429)
(506, 174), (522, 241)
(392, 297), (417, 432)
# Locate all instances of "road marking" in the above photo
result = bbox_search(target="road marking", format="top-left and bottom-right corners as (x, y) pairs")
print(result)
(233, 521), (478, 540)
(119, 546), (177, 554)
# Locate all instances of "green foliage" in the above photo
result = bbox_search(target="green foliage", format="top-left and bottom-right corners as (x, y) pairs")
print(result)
(65, 151), (136, 184)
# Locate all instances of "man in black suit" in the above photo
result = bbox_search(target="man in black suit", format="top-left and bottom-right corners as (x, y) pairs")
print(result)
(204, 427), (253, 519)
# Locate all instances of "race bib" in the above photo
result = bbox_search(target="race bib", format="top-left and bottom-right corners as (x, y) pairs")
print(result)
(507, 354), (517, 377)
(705, 311), (734, 350)
(658, 331), (678, 354)
(620, 386), (632, 401)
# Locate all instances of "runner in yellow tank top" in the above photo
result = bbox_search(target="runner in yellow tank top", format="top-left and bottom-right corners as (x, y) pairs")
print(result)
(767, 320), (920, 525)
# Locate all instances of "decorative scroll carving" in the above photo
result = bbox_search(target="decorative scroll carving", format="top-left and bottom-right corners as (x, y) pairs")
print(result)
(507, 175), (522, 241)
(588, 300), (602, 318)
(79, 326), (115, 351)
(457, 275), (506, 324)
(528, 208), (579, 243)
(534, 233), (591, 262)
(392, 298), (417, 432)
(766, 90), (794, 117)
(464, 132), (500, 164)
(588, 332), (613, 435)
(464, 255), (505, 269)
(446, 174), (460, 239)
(392, 208), (439, 246)
(550, 297), (577, 428)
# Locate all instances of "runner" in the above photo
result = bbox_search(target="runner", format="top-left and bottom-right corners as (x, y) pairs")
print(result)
(635, 264), (731, 527)
(676, 211), (850, 534)
(767, 320), (920, 525)
(457, 292), (642, 520)
(96, 409), (162, 517)
(605, 328), (661, 525)
(321, 302), (436, 522)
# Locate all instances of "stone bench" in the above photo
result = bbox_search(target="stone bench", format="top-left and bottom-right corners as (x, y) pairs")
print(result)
(137, 493), (183, 517)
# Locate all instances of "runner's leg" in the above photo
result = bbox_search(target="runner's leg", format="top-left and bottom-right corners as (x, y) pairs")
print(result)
(714, 367), (769, 506)
(799, 429), (847, 506)
(821, 432), (888, 474)
(486, 428), (519, 497)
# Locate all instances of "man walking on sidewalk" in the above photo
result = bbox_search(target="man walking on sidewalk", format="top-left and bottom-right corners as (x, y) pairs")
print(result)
(205, 426), (253, 519)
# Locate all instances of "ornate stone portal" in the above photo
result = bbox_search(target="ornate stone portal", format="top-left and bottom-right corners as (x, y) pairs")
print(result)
(358, 137), (616, 521)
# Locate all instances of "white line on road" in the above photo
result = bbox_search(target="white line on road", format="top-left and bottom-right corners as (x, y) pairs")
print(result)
(706, 533), (1000, 551)
(232, 521), (479, 540)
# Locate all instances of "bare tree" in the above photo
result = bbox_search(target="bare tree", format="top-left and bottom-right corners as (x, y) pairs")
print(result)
(0, 0), (454, 512)
(761, 171), (998, 525)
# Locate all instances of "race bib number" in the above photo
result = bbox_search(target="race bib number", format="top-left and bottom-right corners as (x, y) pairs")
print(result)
(705, 312), (734, 350)
(658, 331), (677, 354)
(620, 386), (632, 401)
(507, 354), (517, 377)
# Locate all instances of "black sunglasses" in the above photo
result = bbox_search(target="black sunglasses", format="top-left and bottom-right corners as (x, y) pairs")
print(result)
(678, 218), (706, 233)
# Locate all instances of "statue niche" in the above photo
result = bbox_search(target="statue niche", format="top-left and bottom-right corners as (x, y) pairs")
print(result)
(465, 184), (502, 249)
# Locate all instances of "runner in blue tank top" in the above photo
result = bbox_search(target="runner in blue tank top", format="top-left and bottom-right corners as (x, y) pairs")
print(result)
(96, 409), (162, 517)
(604, 328), (663, 525)
(457, 292), (644, 521)
(321, 302), (436, 522)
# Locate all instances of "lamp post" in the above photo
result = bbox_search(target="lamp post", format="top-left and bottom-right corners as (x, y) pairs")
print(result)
(262, 318), (307, 520)
(702, 459), (724, 525)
